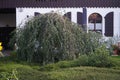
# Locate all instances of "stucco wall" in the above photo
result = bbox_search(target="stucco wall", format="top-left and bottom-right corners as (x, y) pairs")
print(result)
(16, 7), (120, 36)
(16, 8), (83, 27)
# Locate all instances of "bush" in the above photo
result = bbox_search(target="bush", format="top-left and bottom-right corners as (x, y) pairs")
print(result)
(105, 35), (120, 55)
(39, 60), (76, 71)
(39, 64), (59, 71)
(73, 55), (89, 66)
(111, 44), (120, 55)
(79, 31), (103, 55)
(10, 12), (103, 65)
(89, 45), (113, 67)
(76, 45), (114, 67)
(10, 12), (85, 65)
(39, 45), (114, 71)
(56, 61), (75, 68)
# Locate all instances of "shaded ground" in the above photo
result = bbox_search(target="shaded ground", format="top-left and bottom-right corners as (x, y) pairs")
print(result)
(1, 50), (12, 56)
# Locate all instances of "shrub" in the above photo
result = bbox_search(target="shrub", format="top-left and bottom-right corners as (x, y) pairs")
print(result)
(39, 60), (76, 71)
(39, 46), (114, 71)
(39, 64), (59, 71)
(10, 12), (103, 65)
(105, 35), (120, 55)
(76, 45), (114, 67)
(74, 55), (89, 66)
(56, 61), (74, 68)
(111, 44), (120, 55)
(79, 31), (103, 55)
(10, 12), (84, 65)
(90, 45), (114, 67)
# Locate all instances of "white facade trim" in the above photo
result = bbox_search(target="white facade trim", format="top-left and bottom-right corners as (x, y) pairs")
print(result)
(16, 7), (120, 37)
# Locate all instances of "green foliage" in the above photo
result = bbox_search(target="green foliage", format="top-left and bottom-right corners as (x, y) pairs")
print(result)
(10, 12), (103, 65)
(88, 45), (113, 67)
(105, 35), (120, 46)
(112, 44), (119, 50)
(0, 51), (18, 62)
(39, 60), (75, 71)
(39, 46), (114, 71)
(10, 12), (83, 64)
(46, 67), (120, 80)
(74, 55), (89, 66)
(10, 51), (17, 58)
(56, 61), (75, 68)
(17, 67), (50, 80)
(111, 56), (120, 68)
(39, 63), (59, 71)
(1, 66), (120, 80)
(0, 69), (18, 80)
(80, 31), (103, 55)
(76, 45), (114, 67)
(111, 45), (120, 55)
(9, 30), (17, 50)
(105, 35), (120, 55)
(0, 56), (120, 80)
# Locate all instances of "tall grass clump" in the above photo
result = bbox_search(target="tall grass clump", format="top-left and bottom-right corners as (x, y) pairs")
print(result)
(0, 69), (18, 80)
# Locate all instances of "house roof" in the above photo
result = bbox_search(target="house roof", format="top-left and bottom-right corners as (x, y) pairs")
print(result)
(0, 0), (120, 8)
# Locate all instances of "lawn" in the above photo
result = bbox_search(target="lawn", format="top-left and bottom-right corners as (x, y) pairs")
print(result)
(111, 56), (120, 69)
(0, 56), (120, 80)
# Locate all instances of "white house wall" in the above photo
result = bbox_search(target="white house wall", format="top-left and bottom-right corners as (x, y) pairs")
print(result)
(16, 8), (83, 27)
(16, 7), (120, 36)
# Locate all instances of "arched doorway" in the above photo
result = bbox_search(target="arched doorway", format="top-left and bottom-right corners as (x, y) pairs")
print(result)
(105, 12), (114, 37)
(64, 12), (71, 21)
(88, 13), (102, 33)
(0, 8), (16, 50)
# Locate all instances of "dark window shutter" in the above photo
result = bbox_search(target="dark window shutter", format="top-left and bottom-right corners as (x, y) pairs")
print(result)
(77, 12), (83, 25)
(64, 12), (71, 21)
(34, 12), (40, 16)
(105, 12), (114, 37)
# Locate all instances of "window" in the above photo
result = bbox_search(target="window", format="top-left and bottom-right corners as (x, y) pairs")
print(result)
(88, 13), (102, 33)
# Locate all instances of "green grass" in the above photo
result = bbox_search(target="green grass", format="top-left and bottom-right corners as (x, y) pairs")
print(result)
(111, 56), (120, 62)
(110, 56), (120, 69)
(46, 67), (120, 80)
(0, 56), (120, 80)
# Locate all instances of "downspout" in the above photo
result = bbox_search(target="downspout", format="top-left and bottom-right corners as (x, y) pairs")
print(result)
(82, 7), (87, 32)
